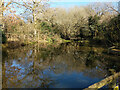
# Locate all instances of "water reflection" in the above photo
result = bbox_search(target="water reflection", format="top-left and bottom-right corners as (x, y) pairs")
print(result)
(2, 43), (120, 88)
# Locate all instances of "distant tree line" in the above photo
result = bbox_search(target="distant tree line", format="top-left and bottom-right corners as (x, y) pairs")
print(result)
(1, 1), (120, 47)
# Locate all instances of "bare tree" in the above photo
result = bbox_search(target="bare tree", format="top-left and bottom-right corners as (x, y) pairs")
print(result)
(12, 0), (49, 37)
(0, 0), (13, 30)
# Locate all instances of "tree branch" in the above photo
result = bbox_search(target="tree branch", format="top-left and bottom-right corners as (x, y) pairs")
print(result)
(84, 72), (120, 89)
(12, 1), (33, 11)
(106, 4), (120, 14)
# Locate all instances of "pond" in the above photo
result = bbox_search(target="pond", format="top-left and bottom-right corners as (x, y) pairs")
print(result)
(2, 42), (120, 88)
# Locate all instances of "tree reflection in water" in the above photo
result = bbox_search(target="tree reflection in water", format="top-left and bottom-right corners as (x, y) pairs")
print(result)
(2, 43), (120, 88)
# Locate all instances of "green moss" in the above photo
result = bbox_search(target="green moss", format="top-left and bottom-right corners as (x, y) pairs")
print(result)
(62, 39), (71, 42)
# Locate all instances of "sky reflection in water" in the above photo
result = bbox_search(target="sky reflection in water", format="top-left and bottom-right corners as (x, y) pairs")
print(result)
(2, 43), (120, 88)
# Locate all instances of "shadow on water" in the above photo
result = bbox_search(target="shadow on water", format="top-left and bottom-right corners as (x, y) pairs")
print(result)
(2, 42), (120, 88)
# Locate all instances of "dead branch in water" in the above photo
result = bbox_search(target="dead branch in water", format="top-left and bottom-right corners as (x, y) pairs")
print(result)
(84, 72), (120, 90)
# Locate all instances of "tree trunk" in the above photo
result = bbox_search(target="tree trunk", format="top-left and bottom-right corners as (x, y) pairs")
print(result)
(0, 1), (4, 30)
(33, 1), (37, 41)
(84, 72), (120, 90)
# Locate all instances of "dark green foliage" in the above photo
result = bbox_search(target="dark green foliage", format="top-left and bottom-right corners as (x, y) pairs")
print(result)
(104, 14), (120, 46)
(86, 50), (96, 68)
(88, 15), (100, 39)
(2, 31), (7, 44)
(39, 22), (52, 33)
(87, 14), (120, 47)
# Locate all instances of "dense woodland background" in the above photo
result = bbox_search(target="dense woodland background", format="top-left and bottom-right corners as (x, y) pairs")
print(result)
(0, 1), (120, 47)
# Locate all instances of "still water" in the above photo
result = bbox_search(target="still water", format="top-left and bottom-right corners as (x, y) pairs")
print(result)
(2, 42), (120, 88)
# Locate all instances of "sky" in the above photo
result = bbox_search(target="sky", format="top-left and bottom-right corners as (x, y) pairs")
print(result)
(4, 0), (119, 2)
(4, 0), (120, 8)
(4, 0), (120, 3)
(50, 2), (90, 8)
(49, 0), (119, 8)
(49, 0), (119, 2)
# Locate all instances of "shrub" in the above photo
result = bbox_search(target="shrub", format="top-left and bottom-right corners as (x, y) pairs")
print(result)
(2, 32), (7, 44)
